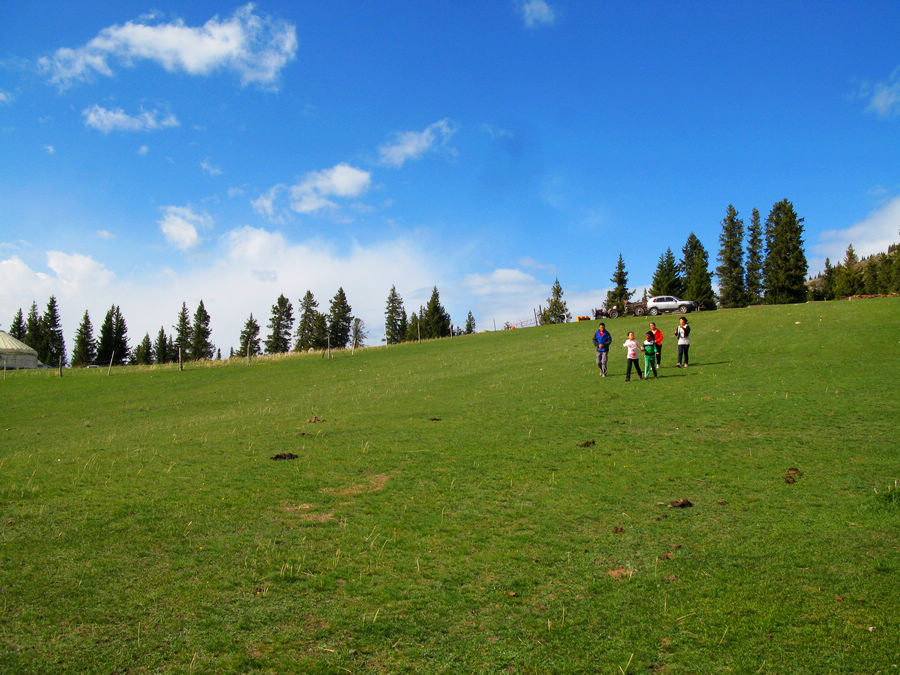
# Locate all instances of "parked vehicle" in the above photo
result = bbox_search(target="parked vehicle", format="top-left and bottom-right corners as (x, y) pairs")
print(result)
(593, 301), (647, 319)
(645, 296), (697, 315)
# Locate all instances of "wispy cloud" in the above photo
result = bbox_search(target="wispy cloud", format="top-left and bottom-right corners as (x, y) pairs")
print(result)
(518, 0), (557, 28)
(39, 4), (297, 90)
(813, 196), (900, 262)
(379, 119), (456, 168)
(860, 66), (900, 118)
(83, 104), (179, 133)
(96, 230), (114, 240)
(44, 145), (55, 155)
(254, 164), (372, 219)
(158, 205), (211, 251)
(137, 145), (149, 155)
(0, 90), (12, 105)
(200, 158), (222, 176)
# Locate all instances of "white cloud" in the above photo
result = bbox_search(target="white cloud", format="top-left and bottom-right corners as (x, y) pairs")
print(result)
(379, 119), (456, 168)
(814, 196), (900, 262)
(200, 158), (223, 176)
(137, 144), (149, 155)
(0, 90), (12, 104)
(39, 4), (297, 89)
(158, 205), (211, 251)
(44, 145), (55, 154)
(97, 230), (114, 239)
(518, 0), (557, 28)
(255, 164), (371, 219)
(862, 66), (900, 118)
(251, 183), (285, 219)
(83, 104), (179, 133)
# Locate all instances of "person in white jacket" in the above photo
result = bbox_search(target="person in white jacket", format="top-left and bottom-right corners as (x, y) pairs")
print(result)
(675, 317), (691, 367)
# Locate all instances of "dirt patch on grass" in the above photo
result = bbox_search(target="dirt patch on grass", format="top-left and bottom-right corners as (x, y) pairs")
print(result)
(785, 467), (803, 483)
(271, 452), (299, 460)
(323, 473), (390, 496)
(300, 512), (334, 522)
(607, 567), (633, 580)
(578, 440), (595, 447)
(283, 503), (316, 511)
(307, 415), (326, 424)
(668, 499), (693, 508)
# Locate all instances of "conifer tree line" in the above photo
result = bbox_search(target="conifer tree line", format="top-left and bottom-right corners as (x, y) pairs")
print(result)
(807, 241), (900, 299)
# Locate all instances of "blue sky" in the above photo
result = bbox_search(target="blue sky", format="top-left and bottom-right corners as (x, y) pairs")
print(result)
(2, 1), (898, 349)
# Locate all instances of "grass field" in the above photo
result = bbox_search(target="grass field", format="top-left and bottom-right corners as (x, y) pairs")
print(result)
(1, 298), (898, 673)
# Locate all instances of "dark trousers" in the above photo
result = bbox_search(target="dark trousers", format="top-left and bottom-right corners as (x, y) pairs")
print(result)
(656, 344), (662, 366)
(678, 344), (690, 365)
(626, 358), (643, 381)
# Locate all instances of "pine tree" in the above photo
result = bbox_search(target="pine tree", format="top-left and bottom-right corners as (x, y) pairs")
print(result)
(716, 205), (747, 308)
(541, 279), (571, 324)
(265, 294), (294, 353)
(821, 258), (836, 300)
(763, 199), (808, 304)
(682, 235), (717, 310)
(239, 314), (262, 357)
(833, 244), (861, 297)
(465, 311), (476, 334)
(97, 305), (129, 365)
(134, 333), (153, 365)
(24, 301), (46, 358)
(191, 300), (214, 360)
(327, 287), (353, 348)
(605, 255), (633, 310)
(71, 310), (97, 367)
(154, 327), (169, 364)
(42, 295), (67, 366)
(9, 309), (26, 340)
(649, 248), (682, 297)
(745, 208), (764, 304)
(166, 335), (176, 363)
(173, 302), (193, 361)
(422, 286), (452, 337)
(350, 318), (367, 349)
(384, 285), (406, 345)
(311, 312), (329, 349)
(295, 291), (320, 351)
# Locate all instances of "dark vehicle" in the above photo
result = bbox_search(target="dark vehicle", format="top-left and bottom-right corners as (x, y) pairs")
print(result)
(593, 301), (647, 319)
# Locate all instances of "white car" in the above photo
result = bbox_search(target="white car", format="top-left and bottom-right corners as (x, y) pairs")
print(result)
(645, 296), (697, 315)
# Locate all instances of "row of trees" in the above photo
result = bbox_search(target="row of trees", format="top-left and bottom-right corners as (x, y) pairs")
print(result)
(808, 242), (900, 299)
(384, 285), (474, 343)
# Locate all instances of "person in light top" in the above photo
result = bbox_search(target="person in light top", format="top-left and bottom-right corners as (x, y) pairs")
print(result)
(622, 331), (644, 382)
(675, 316), (691, 367)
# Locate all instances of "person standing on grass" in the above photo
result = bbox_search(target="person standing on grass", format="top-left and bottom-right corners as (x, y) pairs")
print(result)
(592, 322), (612, 377)
(623, 331), (644, 381)
(649, 321), (663, 367)
(642, 331), (658, 379)
(675, 316), (691, 367)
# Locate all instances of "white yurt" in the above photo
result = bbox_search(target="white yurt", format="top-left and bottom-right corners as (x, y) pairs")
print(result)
(0, 330), (40, 369)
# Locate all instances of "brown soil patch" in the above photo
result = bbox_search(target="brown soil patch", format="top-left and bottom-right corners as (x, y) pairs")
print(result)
(785, 467), (803, 483)
(668, 499), (693, 508)
(323, 473), (390, 496)
(300, 512), (334, 522)
(271, 452), (299, 460)
(283, 503), (316, 511)
(606, 567), (633, 580)
(428, 417), (441, 421)
(307, 415), (326, 424)
(578, 440), (596, 447)
(612, 526), (624, 534)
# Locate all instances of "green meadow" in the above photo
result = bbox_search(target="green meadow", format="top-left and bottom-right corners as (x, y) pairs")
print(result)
(1, 298), (898, 673)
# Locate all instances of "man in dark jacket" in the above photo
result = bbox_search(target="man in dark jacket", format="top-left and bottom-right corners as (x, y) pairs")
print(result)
(592, 323), (612, 377)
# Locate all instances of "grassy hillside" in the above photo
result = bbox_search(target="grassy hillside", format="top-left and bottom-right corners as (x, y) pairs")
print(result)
(1, 298), (898, 672)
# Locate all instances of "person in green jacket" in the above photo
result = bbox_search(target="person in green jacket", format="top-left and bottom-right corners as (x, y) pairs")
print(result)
(642, 331), (658, 379)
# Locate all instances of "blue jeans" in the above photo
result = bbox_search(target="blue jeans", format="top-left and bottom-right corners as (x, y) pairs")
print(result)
(678, 344), (690, 365)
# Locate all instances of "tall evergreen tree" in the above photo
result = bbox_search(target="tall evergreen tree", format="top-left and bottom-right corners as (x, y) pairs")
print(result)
(191, 300), (214, 360)
(541, 279), (571, 325)
(239, 313), (262, 357)
(173, 302), (193, 361)
(745, 208), (764, 304)
(763, 199), (808, 304)
(422, 286), (452, 337)
(24, 301), (46, 358)
(649, 248), (682, 297)
(327, 287), (353, 348)
(682, 235), (717, 310)
(465, 311), (476, 334)
(9, 309), (26, 340)
(97, 305), (129, 365)
(833, 244), (861, 297)
(265, 294), (294, 353)
(154, 327), (169, 364)
(166, 335), (176, 363)
(295, 291), (321, 351)
(821, 258), (836, 300)
(384, 285), (406, 345)
(311, 312), (329, 349)
(134, 333), (153, 365)
(405, 309), (420, 342)
(71, 310), (97, 367)
(716, 204), (747, 308)
(42, 295), (66, 366)
(605, 254), (633, 310)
